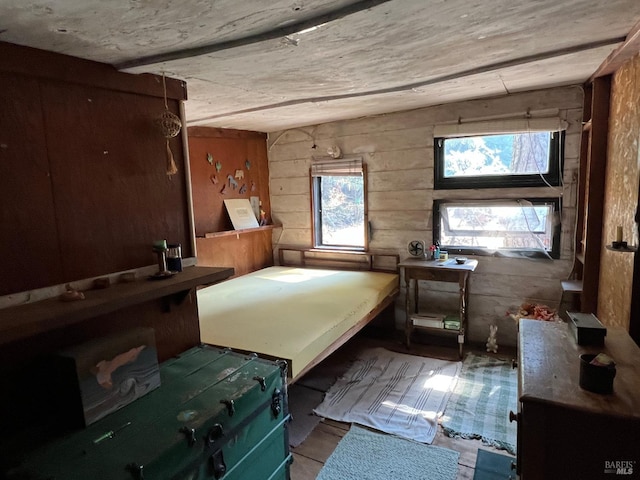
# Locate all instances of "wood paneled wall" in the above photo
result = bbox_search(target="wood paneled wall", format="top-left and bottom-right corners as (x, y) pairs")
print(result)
(196, 229), (274, 277)
(188, 127), (274, 275)
(0, 42), (192, 296)
(268, 86), (584, 348)
(598, 54), (640, 330)
(0, 42), (205, 465)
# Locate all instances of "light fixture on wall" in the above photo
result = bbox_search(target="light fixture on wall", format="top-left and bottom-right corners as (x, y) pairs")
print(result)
(156, 73), (182, 176)
(327, 145), (342, 159)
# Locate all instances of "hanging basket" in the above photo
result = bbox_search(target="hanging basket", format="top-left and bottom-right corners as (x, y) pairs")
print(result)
(156, 109), (182, 176)
(157, 110), (182, 139)
(156, 73), (183, 176)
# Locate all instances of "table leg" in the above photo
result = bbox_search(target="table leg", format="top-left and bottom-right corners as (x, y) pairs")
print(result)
(458, 273), (470, 358)
(404, 274), (411, 348)
(458, 272), (468, 324)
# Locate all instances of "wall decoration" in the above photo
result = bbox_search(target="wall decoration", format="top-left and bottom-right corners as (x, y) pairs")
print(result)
(209, 174), (218, 185)
(250, 196), (260, 219)
(220, 184), (227, 194)
(186, 127), (269, 236)
(56, 328), (160, 427)
(206, 152), (214, 165)
(227, 174), (238, 189)
(156, 74), (182, 176)
(215, 160), (222, 172)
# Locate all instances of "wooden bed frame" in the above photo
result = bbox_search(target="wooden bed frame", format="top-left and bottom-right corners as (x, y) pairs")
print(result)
(277, 246), (400, 273)
(276, 247), (400, 383)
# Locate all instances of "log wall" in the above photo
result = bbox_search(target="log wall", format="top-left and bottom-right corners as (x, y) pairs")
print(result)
(268, 86), (584, 347)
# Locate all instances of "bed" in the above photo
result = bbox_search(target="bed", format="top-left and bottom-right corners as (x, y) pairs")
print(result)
(196, 248), (399, 382)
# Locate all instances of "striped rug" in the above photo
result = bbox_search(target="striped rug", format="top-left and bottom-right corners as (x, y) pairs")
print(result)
(313, 347), (461, 444)
(441, 353), (517, 454)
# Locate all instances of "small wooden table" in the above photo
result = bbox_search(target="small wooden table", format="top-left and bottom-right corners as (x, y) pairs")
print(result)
(399, 258), (478, 357)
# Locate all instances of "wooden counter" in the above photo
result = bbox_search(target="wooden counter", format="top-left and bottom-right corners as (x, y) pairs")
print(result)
(0, 266), (234, 346)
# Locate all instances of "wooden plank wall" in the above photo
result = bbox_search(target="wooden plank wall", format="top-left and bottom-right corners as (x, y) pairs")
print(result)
(0, 42), (191, 296)
(268, 86), (584, 347)
(188, 127), (274, 276)
(0, 42), (203, 465)
(598, 54), (640, 330)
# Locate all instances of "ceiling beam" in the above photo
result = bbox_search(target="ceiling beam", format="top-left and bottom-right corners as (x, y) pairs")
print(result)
(116, 0), (393, 70)
(187, 36), (624, 125)
(589, 19), (640, 81)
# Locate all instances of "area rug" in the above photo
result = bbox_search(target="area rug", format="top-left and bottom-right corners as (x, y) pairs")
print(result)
(287, 384), (325, 447)
(473, 449), (516, 480)
(313, 347), (461, 444)
(317, 425), (460, 480)
(441, 353), (517, 454)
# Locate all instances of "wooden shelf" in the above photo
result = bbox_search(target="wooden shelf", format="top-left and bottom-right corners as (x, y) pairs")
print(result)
(606, 244), (638, 253)
(202, 225), (278, 239)
(0, 266), (234, 346)
(561, 279), (583, 293)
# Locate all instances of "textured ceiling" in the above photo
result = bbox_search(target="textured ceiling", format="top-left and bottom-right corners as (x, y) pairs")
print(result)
(1, 0), (639, 132)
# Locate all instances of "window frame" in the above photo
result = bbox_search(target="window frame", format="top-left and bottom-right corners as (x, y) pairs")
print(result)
(433, 197), (562, 259)
(434, 131), (565, 190)
(310, 162), (369, 251)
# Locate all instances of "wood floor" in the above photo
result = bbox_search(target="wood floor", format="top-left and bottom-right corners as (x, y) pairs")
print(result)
(288, 333), (517, 480)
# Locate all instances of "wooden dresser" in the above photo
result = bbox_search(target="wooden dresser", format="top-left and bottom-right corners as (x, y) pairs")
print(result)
(516, 320), (640, 479)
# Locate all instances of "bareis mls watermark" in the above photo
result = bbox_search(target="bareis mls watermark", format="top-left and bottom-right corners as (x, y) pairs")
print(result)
(604, 460), (636, 475)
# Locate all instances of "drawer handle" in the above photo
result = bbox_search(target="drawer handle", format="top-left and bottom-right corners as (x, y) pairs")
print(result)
(509, 411), (519, 423)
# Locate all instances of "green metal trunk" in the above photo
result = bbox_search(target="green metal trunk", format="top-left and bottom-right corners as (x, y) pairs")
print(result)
(10, 345), (291, 480)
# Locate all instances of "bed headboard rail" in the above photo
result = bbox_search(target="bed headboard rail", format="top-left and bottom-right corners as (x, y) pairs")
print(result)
(277, 247), (399, 273)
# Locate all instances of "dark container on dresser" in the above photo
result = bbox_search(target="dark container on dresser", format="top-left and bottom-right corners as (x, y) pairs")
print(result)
(515, 319), (640, 479)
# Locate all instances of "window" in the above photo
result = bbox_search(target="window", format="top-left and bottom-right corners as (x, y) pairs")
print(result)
(434, 198), (561, 259)
(434, 131), (564, 189)
(311, 157), (367, 249)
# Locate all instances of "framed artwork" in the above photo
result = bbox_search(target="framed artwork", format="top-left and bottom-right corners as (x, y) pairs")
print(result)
(224, 198), (259, 230)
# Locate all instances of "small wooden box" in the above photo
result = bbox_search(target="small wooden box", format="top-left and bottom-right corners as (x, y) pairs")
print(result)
(568, 312), (606, 346)
(54, 327), (161, 427)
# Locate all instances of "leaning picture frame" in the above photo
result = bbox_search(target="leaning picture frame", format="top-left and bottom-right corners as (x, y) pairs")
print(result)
(224, 198), (260, 230)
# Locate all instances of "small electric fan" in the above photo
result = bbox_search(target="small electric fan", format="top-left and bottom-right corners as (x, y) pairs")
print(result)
(408, 240), (425, 257)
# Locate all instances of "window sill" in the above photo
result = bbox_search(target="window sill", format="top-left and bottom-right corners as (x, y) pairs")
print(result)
(441, 247), (556, 260)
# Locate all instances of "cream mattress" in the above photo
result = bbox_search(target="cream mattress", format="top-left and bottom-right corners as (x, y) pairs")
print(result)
(197, 266), (398, 379)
